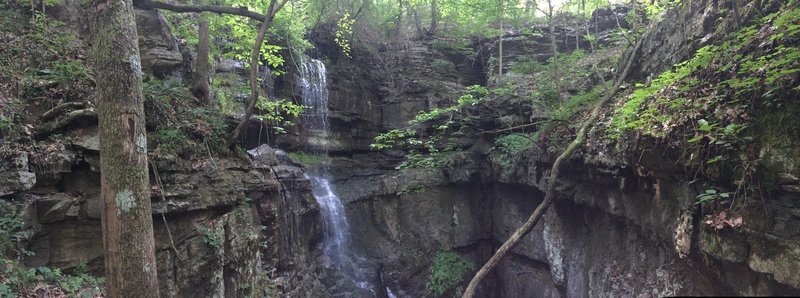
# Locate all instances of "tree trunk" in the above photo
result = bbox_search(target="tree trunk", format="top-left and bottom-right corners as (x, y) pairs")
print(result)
(498, 18), (503, 76)
(461, 31), (645, 298)
(547, 0), (562, 102)
(88, 0), (160, 296)
(429, 0), (438, 35)
(227, 0), (288, 147)
(192, 0), (211, 106)
(395, 0), (404, 39)
(412, 4), (423, 36)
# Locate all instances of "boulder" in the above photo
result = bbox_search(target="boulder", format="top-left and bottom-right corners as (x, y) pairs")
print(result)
(135, 9), (183, 77)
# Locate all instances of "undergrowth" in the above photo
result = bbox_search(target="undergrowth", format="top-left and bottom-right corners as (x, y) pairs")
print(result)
(0, 201), (105, 297)
(607, 0), (800, 209)
(143, 78), (231, 158)
(426, 250), (475, 297)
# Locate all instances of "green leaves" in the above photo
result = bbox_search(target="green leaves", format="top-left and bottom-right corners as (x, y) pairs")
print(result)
(370, 128), (416, 150)
(427, 250), (475, 297)
(695, 188), (731, 205)
(335, 13), (355, 57)
(254, 97), (305, 134)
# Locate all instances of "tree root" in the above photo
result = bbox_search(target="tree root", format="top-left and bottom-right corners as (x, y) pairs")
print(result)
(36, 108), (97, 139)
(461, 35), (645, 298)
(41, 101), (88, 121)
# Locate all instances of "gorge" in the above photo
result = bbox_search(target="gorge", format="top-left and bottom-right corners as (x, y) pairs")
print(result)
(0, 0), (799, 297)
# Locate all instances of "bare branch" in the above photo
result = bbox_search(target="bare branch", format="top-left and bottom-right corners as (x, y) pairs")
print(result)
(134, 0), (266, 22)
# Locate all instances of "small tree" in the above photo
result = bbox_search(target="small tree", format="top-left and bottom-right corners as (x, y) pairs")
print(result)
(191, 0), (212, 106)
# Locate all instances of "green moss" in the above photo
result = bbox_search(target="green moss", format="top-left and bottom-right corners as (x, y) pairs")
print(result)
(286, 151), (327, 166)
(431, 58), (456, 75)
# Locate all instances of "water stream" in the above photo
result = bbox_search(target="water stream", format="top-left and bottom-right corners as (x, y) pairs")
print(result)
(298, 58), (391, 296)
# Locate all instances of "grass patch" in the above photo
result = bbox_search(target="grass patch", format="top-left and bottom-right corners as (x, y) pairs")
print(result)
(286, 151), (327, 166)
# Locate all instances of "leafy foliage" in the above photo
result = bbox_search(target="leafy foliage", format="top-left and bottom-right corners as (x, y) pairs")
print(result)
(606, 1), (800, 212)
(153, 128), (189, 154)
(143, 79), (231, 157)
(0, 201), (27, 258)
(200, 227), (223, 249)
(254, 97), (305, 134)
(0, 260), (105, 297)
(490, 133), (535, 174)
(610, 2), (800, 140)
(164, 0), (311, 76)
(427, 250), (475, 297)
(1, 200), (104, 297)
(335, 12), (355, 57)
(371, 85), (487, 172)
(695, 188), (731, 205)
(550, 82), (606, 121)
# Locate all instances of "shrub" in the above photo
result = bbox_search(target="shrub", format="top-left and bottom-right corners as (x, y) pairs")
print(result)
(427, 250), (475, 297)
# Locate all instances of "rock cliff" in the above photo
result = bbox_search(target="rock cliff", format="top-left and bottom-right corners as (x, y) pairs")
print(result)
(268, 0), (800, 296)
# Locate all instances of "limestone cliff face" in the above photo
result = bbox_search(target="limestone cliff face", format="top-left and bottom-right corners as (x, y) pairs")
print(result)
(0, 128), (326, 297)
(272, 1), (800, 296)
(0, 6), (328, 297)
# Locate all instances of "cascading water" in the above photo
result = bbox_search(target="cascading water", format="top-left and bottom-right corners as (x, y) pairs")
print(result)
(307, 175), (350, 265)
(298, 58), (389, 296)
(299, 58), (331, 151)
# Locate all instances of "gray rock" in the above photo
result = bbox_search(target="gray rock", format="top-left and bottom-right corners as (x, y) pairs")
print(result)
(0, 153), (36, 196)
(135, 9), (183, 77)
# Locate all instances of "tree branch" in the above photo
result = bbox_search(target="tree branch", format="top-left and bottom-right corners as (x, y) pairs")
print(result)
(227, 0), (290, 147)
(478, 120), (563, 135)
(134, 0), (266, 22)
(461, 31), (645, 298)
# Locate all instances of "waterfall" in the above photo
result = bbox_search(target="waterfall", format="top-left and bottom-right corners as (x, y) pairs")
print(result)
(299, 57), (399, 297)
(297, 58), (345, 257)
(306, 174), (351, 265)
(298, 58), (331, 151)
(298, 58), (367, 290)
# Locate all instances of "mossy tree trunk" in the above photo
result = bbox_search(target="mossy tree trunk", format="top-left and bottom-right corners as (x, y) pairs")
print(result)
(88, 0), (160, 296)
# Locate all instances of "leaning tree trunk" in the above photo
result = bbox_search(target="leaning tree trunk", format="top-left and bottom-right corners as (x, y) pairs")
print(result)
(227, 0), (288, 147)
(192, 0), (212, 106)
(88, 0), (160, 296)
(461, 31), (645, 298)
